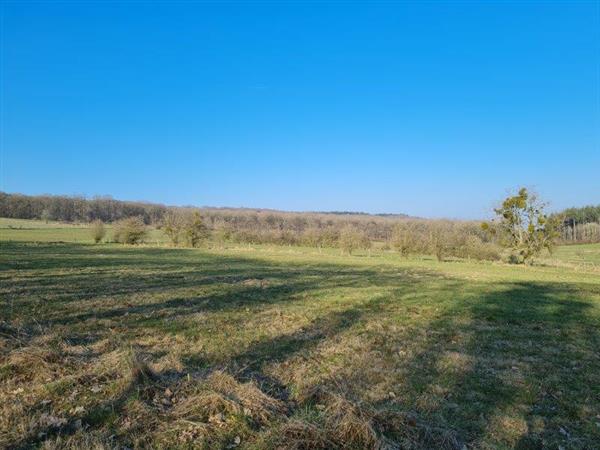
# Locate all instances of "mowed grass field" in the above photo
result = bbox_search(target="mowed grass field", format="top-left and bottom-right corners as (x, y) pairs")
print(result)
(1, 220), (600, 449)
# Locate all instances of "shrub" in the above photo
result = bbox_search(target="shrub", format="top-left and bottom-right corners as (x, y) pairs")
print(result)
(390, 220), (501, 262)
(90, 219), (106, 244)
(162, 210), (185, 246)
(339, 227), (370, 255)
(214, 225), (234, 243)
(428, 223), (451, 262)
(161, 211), (210, 248)
(40, 209), (51, 224)
(321, 228), (340, 248)
(302, 227), (328, 249)
(113, 217), (147, 244)
(391, 222), (417, 256)
(459, 234), (501, 261)
(183, 212), (209, 247)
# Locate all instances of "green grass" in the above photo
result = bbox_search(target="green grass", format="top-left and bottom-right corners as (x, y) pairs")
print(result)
(0, 217), (167, 244)
(551, 243), (600, 266)
(1, 220), (599, 449)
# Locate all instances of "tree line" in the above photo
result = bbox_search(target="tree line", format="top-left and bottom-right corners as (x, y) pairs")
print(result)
(555, 205), (600, 244)
(103, 188), (561, 264)
(0, 192), (166, 224)
(2, 191), (598, 260)
(559, 205), (600, 225)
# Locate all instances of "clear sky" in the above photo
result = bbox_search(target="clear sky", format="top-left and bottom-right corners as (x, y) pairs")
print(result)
(1, 1), (599, 219)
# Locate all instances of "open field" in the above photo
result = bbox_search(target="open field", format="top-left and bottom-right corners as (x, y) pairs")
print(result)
(550, 244), (600, 267)
(0, 218), (167, 245)
(1, 221), (600, 449)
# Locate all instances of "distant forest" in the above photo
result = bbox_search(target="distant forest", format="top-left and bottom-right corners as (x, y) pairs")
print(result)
(1, 192), (599, 245)
(0, 192), (168, 224)
(0, 192), (409, 226)
(555, 205), (600, 244)
(559, 205), (600, 225)
(0, 191), (407, 243)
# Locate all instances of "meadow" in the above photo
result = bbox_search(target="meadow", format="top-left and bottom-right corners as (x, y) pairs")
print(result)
(1, 220), (599, 449)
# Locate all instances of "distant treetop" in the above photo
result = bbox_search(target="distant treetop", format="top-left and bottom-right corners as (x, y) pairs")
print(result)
(558, 205), (600, 224)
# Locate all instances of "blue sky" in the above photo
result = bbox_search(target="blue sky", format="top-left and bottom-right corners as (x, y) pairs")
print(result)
(1, 1), (598, 218)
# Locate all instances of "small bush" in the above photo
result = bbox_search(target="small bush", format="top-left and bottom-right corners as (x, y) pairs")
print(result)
(428, 223), (450, 262)
(162, 211), (185, 246)
(389, 220), (502, 262)
(162, 211), (210, 247)
(90, 220), (106, 243)
(339, 227), (370, 255)
(391, 222), (418, 256)
(40, 209), (51, 223)
(459, 235), (501, 261)
(184, 212), (210, 247)
(507, 253), (522, 264)
(113, 217), (147, 244)
(302, 227), (323, 248)
(214, 225), (234, 243)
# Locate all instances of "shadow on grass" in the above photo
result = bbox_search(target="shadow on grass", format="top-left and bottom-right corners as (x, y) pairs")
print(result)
(2, 242), (600, 448)
(371, 281), (600, 448)
(471, 283), (600, 449)
(2, 241), (438, 338)
(7, 296), (381, 449)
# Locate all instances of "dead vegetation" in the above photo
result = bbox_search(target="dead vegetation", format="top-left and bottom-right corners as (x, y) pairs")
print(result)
(0, 337), (463, 449)
(0, 311), (465, 449)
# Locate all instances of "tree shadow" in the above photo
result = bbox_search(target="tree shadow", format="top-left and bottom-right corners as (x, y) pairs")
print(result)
(3, 242), (600, 448)
(2, 242), (439, 338)
(6, 289), (387, 449)
(392, 281), (600, 449)
(2, 241), (434, 447)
